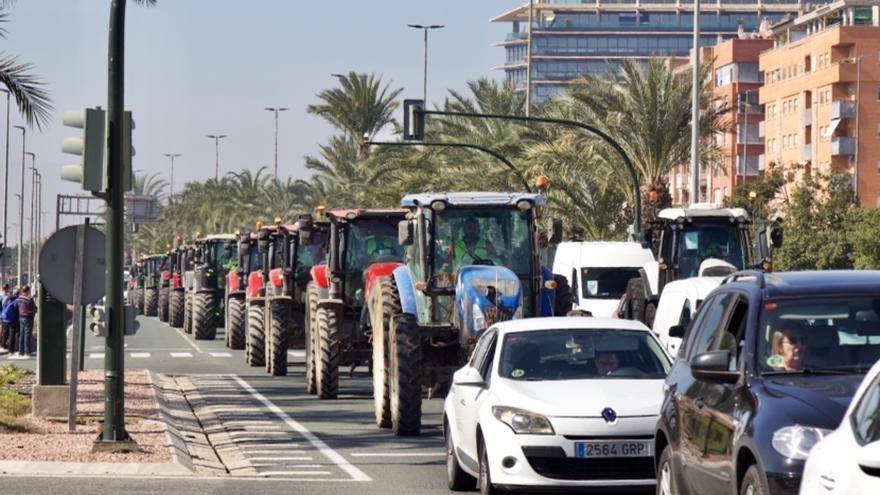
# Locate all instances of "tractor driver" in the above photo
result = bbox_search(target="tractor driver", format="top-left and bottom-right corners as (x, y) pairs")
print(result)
(454, 217), (497, 267)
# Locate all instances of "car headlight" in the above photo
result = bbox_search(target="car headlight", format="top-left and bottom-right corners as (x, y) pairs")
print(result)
(771, 425), (831, 460)
(492, 406), (555, 435)
(473, 303), (487, 331)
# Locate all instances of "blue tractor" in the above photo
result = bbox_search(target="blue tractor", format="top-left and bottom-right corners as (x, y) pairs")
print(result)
(368, 192), (566, 436)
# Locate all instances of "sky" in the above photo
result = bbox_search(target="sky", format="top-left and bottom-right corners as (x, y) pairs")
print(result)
(0, 0), (515, 238)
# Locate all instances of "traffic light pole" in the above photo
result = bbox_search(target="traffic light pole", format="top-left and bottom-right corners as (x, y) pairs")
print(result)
(367, 140), (531, 192)
(415, 108), (641, 235)
(96, 0), (132, 448)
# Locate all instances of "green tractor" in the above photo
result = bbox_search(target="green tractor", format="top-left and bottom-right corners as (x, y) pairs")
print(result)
(143, 254), (165, 317)
(183, 234), (237, 340)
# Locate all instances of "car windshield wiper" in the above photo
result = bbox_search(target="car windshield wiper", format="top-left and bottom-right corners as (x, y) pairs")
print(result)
(763, 368), (856, 376)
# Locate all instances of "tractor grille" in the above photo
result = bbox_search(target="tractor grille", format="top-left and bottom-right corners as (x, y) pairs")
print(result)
(522, 447), (654, 481)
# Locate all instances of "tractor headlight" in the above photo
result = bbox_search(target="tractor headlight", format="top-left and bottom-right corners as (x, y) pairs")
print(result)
(473, 303), (487, 331)
(492, 406), (554, 435)
(771, 425), (831, 460)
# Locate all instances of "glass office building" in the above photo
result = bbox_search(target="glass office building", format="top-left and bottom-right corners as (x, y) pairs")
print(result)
(491, 1), (823, 101)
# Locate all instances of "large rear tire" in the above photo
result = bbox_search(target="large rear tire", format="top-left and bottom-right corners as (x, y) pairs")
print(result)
(267, 300), (289, 376)
(192, 292), (218, 340)
(169, 290), (184, 328)
(183, 292), (192, 334)
(625, 277), (647, 324)
(316, 306), (340, 400)
(389, 313), (422, 436)
(144, 288), (158, 317)
(246, 304), (265, 367)
(305, 283), (320, 395)
(136, 288), (145, 315)
(226, 296), (246, 350)
(158, 288), (170, 322)
(371, 276), (400, 429)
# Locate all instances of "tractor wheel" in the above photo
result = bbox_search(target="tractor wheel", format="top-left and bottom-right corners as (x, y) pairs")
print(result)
(144, 288), (159, 317)
(226, 296), (246, 350)
(136, 289), (145, 315)
(625, 278), (647, 324)
(192, 292), (218, 340)
(389, 313), (422, 436)
(315, 306), (340, 400)
(553, 274), (574, 316)
(371, 276), (401, 429)
(246, 304), (265, 367)
(645, 300), (658, 329)
(305, 283), (320, 395)
(169, 290), (184, 328)
(158, 288), (170, 322)
(183, 292), (193, 334)
(267, 301), (289, 376)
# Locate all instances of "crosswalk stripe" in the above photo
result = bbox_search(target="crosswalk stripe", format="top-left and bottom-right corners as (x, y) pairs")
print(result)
(209, 352), (232, 357)
(130, 352), (151, 358)
(170, 352), (193, 358)
(88, 353), (104, 359)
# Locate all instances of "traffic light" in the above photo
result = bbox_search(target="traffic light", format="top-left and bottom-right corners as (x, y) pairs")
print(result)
(88, 304), (107, 337)
(403, 99), (425, 141)
(61, 108), (106, 192)
(122, 110), (135, 191)
(124, 304), (139, 336)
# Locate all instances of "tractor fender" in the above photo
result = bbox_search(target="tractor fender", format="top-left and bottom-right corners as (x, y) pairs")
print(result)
(269, 268), (284, 289)
(363, 261), (403, 306)
(640, 262), (660, 299)
(392, 265), (418, 316)
(540, 265), (555, 317)
(226, 271), (240, 293)
(172, 272), (183, 290)
(246, 271), (263, 300)
(248, 296), (265, 306)
(317, 298), (344, 312)
(268, 295), (293, 311)
(311, 264), (329, 289)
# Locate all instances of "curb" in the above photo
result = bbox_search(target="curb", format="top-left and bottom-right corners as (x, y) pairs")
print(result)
(147, 371), (196, 473)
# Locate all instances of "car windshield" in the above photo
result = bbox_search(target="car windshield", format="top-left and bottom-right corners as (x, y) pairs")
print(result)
(676, 221), (746, 278)
(499, 329), (670, 381)
(581, 267), (640, 299)
(758, 297), (880, 374)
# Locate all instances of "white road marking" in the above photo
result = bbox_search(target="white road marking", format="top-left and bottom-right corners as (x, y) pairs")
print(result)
(88, 353), (104, 359)
(209, 352), (232, 357)
(170, 352), (193, 358)
(231, 374), (371, 482)
(172, 326), (203, 353)
(259, 471), (331, 476)
(129, 352), (151, 358)
(287, 350), (305, 358)
(350, 452), (445, 457)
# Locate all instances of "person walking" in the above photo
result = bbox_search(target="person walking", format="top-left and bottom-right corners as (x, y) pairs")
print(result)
(2, 288), (20, 356)
(14, 285), (36, 358)
(0, 284), (10, 353)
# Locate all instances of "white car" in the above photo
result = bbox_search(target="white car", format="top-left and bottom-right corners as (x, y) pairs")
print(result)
(552, 241), (654, 317)
(801, 359), (880, 495)
(443, 317), (672, 494)
(651, 276), (723, 356)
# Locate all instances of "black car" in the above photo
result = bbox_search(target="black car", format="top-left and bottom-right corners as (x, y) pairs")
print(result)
(655, 270), (880, 495)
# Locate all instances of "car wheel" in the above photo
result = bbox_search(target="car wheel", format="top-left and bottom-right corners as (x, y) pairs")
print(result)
(446, 426), (476, 491)
(657, 445), (676, 495)
(479, 439), (502, 495)
(740, 465), (766, 495)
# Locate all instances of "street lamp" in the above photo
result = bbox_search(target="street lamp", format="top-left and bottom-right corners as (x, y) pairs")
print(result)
(13, 125), (24, 288)
(407, 24), (445, 103)
(205, 134), (227, 180)
(25, 152), (36, 282)
(264, 107), (288, 179)
(162, 153), (181, 200)
(0, 88), (9, 283)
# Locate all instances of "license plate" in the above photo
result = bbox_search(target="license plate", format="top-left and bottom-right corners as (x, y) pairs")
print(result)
(575, 440), (653, 458)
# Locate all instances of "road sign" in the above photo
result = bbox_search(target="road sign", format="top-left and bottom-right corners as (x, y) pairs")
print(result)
(39, 225), (106, 305)
(125, 194), (159, 224)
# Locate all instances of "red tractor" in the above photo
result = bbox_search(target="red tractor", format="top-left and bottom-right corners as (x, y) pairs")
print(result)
(226, 231), (259, 350)
(298, 209), (407, 399)
(168, 243), (189, 328)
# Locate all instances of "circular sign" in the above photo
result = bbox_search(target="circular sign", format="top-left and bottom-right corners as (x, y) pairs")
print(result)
(39, 225), (106, 305)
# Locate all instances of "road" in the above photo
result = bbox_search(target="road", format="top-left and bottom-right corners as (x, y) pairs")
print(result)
(1, 315), (651, 495)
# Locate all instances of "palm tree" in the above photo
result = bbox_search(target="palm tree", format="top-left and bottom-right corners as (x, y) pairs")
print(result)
(0, 2), (53, 129)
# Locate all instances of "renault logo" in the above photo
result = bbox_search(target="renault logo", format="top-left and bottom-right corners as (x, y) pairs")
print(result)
(602, 407), (618, 424)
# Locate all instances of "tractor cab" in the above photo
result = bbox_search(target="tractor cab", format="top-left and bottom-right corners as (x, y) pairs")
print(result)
(184, 233), (236, 339)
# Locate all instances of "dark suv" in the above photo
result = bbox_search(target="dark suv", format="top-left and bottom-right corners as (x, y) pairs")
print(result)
(655, 270), (880, 495)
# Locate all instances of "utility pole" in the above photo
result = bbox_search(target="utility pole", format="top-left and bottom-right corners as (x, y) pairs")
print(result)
(162, 153), (180, 201)
(690, 0), (702, 205)
(13, 125), (24, 288)
(264, 108), (287, 179)
(1, 88), (9, 284)
(26, 152), (35, 283)
(205, 134), (227, 180)
(407, 24), (444, 103)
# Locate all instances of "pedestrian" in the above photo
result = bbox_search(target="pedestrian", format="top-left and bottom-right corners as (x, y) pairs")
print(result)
(0, 284), (10, 353)
(2, 288), (20, 355)
(15, 285), (36, 358)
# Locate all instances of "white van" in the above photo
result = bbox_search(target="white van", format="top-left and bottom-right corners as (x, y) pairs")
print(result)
(552, 242), (654, 318)
(651, 276), (724, 356)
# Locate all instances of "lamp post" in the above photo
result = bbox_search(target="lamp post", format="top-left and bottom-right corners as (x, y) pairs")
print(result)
(407, 24), (445, 103)
(264, 107), (287, 179)
(205, 134), (227, 180)
(690, 0), (702, 204)
(25, 152), (35, 283)
(162, 153), (181, 200)
(0, 88), (9, 284)
(13, 125), (24, 288)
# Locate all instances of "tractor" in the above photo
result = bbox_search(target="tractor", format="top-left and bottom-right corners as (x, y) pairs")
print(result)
(183, 234), (237, 339)
(142, 254), (165, 317)
(226, 231), (259, 350)
(128, 260), (143, 312)
(369, 192), (562, 435)
(158, 248), (173, 323)
(623, 203), (783, 327)
(167, 243), (189, 328)
(298, 208), (407, 399)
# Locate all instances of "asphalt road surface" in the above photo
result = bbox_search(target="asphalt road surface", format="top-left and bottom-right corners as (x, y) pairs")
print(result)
(1, 315), (652, 495)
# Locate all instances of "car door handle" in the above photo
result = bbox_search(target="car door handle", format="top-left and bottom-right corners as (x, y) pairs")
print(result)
(694, 397), (705, 409)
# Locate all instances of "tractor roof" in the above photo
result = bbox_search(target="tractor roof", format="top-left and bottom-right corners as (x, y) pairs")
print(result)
(258, 224), (300, 233)
(330, 208), (407, 220)
(401, 192), (546, 208)
(203, 234), (237, 241)
(658, 203), (749, 222)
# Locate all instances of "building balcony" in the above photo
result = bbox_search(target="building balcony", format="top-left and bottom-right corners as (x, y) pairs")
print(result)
(506, 32), (528, 42)
(758, 120), (765, 138)
(831, 136), (855, 156)
(802, 108), (812, 126)
(831, 100), (856, 119)
(802, 144), (812, 162)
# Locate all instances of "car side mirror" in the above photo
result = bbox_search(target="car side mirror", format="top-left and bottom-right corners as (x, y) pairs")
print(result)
(769, 222), (783, 249)
(452, 366), (485, 388)
(669, 325), (686, 339)
(691, 350), (738, 383)
(858, 441), (880, 477)
(640, 228), (653, 250)
(399, 220), (414, 246)
(550, 219), (563, 244)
